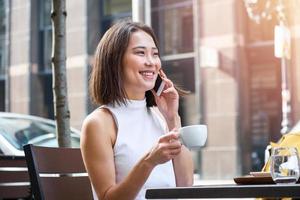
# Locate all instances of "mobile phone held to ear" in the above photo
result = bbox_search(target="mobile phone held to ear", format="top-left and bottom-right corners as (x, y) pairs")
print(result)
(153, 74), (165, 96)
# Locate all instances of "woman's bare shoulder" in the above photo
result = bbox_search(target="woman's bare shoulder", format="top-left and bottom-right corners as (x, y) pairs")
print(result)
(82, 108), (116, 138)
(84, 108), (113, 125)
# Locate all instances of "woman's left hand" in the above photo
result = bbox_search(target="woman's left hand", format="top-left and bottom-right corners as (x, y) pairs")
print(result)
(152, 71), (179, 125)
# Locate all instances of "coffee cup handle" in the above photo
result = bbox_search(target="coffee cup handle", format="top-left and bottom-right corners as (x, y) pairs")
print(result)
(178, 134), (186, 147)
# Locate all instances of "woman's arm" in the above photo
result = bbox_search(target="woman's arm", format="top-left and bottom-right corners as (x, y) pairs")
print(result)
(172, 146), (194, 186)
(167, 114), (194, 186)
(81, 109), (181, 200)
(153, 72), (194, 187)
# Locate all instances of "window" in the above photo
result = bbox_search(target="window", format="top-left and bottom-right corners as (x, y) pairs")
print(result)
(39, 0), (52, 72)
(247, 17), (277, 43)
(151, 0), (193, 56)
(103, 0), (131, 16)
(150, 0), (195, 128)
(245, 0), (278, 43)
(162, 58), (195, 126)
(100, 0), (132, 35)
(37, 0), (54, 119)
(0, 44), (4, 76)
(162, 58), (195, 92)
(0, 0), (6, 77)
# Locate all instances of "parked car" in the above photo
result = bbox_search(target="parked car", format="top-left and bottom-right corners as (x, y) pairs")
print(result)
(0, 112), (80, 155)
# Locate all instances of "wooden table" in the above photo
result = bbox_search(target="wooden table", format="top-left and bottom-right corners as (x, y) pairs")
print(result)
(145, 184), (300, 199)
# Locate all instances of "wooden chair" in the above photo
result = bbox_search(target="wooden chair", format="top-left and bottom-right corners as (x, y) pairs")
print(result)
(0, 155), (32, 199)
(23, 144), (93, 200)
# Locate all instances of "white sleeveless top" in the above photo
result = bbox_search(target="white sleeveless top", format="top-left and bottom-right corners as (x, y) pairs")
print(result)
(92, 99), (176, 200)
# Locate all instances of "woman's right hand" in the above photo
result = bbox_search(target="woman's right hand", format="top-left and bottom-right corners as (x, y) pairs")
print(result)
(145, 130), (182, 166)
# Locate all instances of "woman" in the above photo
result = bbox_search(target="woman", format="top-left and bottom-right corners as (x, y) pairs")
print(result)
(80, 20), (193, 200)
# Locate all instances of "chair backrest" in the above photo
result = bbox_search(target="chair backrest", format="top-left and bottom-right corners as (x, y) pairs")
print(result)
(0, 155), (32, 199)
(23, 144), (93, 200)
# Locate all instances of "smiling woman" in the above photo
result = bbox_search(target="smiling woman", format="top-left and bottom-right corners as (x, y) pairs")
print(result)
(89, 20), (161, 107)
(81, 20), (194, 200)
(122, 30), (161, 100)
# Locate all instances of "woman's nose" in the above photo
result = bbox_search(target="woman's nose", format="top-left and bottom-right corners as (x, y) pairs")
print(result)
(145, 56), (155, 66)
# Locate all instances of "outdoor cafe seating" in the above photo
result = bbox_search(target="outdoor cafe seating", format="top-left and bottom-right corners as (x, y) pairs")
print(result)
(23, 144), (93, 200)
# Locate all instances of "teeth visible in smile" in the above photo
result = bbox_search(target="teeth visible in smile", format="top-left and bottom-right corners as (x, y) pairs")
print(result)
(140, 71), (154, 76)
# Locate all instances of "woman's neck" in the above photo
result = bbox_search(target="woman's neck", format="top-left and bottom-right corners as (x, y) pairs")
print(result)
(125, 90), (145, 100)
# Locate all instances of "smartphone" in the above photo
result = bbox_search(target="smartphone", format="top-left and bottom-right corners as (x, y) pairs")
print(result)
(153, 74), (165, 96)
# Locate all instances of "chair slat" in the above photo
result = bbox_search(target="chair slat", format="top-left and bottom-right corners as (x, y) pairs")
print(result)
(40, 176), (93, 200)
(0, 155), (31, 199)
(32, 146), (86, 173)
(0, 170), (29, 182)
(0, 185), (31, 199)
(24, 144), (93, 200)
(0, 155), (27, 167)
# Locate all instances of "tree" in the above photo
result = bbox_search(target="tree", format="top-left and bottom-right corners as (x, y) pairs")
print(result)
(51, 0), (71, 147)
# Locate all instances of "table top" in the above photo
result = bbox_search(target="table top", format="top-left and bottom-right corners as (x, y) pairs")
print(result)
(145, 183), (300, 199)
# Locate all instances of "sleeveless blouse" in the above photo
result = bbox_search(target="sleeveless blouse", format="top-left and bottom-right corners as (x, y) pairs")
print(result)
(92, 99), (176, 200)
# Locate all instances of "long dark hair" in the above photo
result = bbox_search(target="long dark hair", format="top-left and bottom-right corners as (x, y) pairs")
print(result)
(89, 20), (159, 106)
(89, 20), (188, 107)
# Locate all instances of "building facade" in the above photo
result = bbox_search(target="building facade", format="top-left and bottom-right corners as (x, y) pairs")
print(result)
(0, 0), (299, 180)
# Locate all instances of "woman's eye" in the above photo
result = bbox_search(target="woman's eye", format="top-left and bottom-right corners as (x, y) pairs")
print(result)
(153, 52), (159, 56)
(136, 51), (145, 55)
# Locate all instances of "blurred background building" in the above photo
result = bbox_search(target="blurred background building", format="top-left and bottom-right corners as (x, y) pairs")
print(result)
(0, 0), (300, 180)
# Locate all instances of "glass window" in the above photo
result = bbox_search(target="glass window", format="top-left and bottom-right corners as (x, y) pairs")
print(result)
(103, 0), (131, 16)
(247, 16), (277, 43)
(248, 62), (281, 171)
(39, 0), (52, 72)
(0, 0), (6, 76)
(162, 58), (195, 126)
(0, 0), (5, 35)
(162, 58), (195, 92)
(245, 0), (278, 43)
(0, 42), (4, 76)
(151, 0), (195, 127)
(100, 0), (131, 35)
(151, 0), (193, 56)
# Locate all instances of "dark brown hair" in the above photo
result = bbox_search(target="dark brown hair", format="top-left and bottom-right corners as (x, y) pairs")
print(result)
(89, 20), (159, 106)
(89, 20), (188, 107)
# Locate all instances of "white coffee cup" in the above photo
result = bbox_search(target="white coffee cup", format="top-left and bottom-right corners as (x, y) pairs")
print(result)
(179, 125), (207, 150)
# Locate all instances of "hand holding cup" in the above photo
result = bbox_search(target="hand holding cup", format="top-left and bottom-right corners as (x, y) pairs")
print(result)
(179, 125), (207, 151)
